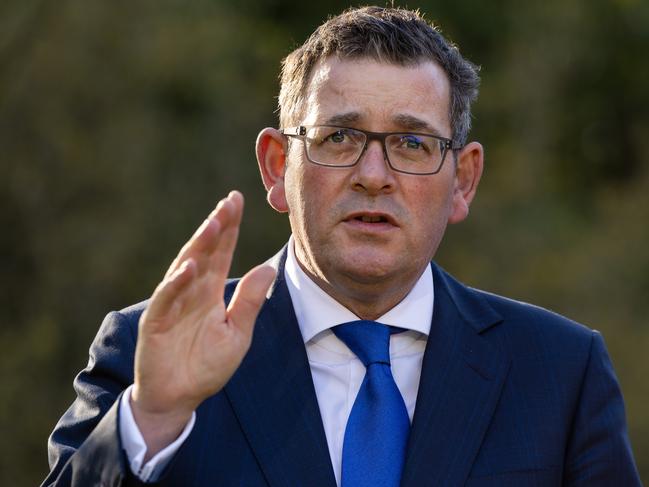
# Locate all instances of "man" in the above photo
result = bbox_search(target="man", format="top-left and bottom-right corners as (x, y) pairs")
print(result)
(43, 6), (641, 487)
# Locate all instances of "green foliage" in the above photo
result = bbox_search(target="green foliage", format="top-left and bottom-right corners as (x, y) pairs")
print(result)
(1, 0), (647, 484)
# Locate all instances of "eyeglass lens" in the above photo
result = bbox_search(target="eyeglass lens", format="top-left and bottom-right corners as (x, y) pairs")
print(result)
(304, 126), (445, 174)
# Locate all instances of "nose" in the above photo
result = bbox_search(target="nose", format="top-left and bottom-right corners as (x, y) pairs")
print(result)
(350, 140), (396, 195)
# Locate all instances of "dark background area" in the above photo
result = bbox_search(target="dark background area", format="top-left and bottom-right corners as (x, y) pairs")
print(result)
(1, 0), (647, 484)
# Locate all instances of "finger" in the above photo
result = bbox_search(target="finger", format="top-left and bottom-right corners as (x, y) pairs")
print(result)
(144, 258), (197, 327)
(226, 264), (276, 338)
(208, 191), (244, 286)
(165, 213), (222, 279)
(165, 191), (242, 279)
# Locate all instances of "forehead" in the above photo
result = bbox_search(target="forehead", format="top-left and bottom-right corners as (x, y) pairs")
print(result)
(301, 57), (451, 135)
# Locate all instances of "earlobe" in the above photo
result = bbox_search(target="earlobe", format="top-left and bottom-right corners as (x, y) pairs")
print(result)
(256, 127), (289, 213)
(448, 141), (484, 225)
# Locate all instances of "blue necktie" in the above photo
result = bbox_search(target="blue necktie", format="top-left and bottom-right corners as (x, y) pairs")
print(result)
(333, 320), (410, 487)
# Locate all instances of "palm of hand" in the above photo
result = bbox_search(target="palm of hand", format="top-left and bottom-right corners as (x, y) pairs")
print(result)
(132, 191), (275, 422)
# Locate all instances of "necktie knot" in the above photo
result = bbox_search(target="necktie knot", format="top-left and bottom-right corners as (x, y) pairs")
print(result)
(333, 320), (391, 367)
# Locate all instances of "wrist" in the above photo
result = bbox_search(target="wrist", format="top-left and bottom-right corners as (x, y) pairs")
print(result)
(129, 388), (194, 460)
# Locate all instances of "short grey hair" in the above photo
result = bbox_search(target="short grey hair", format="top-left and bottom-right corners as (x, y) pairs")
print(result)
(278, 6), (480, 146)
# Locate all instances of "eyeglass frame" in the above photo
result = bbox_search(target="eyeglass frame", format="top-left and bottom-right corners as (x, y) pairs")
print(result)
(280, 125), (463, 175)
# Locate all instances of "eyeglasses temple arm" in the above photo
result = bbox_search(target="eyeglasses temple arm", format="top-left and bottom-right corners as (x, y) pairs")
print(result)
(280, 126), (306, 136)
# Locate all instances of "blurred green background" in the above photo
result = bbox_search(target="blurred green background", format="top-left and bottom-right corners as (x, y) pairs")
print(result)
(1, 0), (647, 484)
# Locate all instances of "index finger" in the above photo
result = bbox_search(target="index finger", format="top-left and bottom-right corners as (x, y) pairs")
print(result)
(165, 191), (243, 280)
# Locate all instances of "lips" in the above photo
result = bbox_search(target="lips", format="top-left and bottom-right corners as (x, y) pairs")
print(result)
(343, 211), (398, 227)
(358, 215), (386, 223)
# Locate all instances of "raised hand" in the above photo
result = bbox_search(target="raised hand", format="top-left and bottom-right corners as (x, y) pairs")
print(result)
(130, 191), (276, 458)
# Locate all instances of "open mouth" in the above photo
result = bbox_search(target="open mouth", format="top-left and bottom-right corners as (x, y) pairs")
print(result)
(344, 212), (397, 228)
(355, 215), (389, 223)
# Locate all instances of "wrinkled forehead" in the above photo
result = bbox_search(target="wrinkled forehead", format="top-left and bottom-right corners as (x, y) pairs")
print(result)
(300, 56), (452, 135)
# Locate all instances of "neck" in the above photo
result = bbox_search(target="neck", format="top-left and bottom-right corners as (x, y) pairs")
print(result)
(295, 257), (422, 321)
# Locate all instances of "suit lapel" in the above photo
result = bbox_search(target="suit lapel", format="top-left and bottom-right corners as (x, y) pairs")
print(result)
(223, 250), (508, 487)
(401, 264), (511, 487)
(224, 248), (337, 487)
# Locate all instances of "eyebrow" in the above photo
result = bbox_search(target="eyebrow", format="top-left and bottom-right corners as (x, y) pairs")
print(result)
(321, 112), (444, 137)
(392, 114), (443, 136)
(324, 112), (361, 126)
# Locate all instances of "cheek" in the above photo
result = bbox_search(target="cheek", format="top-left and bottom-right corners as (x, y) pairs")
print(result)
(284, 181), (305, 231)
(283, 153), (306, 212)
(406, 180), (455, 242)
(284, 161), (323, 241)
(285, 158), (339, 215)
(410, 207), (451, 267)
(409, 179), (454, 218)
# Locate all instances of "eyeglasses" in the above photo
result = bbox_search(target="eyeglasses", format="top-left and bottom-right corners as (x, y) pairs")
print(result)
(281, 125), (462, 175)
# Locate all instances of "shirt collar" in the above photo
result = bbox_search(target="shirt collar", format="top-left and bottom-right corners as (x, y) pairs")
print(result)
(284, 236), (434, 344)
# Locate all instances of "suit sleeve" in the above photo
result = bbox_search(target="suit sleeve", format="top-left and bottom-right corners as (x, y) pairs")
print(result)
(563, 331), (641, 486)
(42, 309), (149, 487)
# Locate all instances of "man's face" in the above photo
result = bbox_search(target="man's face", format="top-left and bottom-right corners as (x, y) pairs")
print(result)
(277, 57), (474, 314)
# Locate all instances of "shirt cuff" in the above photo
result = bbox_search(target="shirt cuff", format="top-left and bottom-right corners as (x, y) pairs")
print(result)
(118, 384), (196, 482)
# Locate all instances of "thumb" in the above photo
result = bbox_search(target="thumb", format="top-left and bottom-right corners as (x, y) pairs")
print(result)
(227, 264), (276, 337)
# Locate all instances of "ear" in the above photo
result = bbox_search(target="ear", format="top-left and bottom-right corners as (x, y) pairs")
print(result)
(256, 127), (289, 213)
(448, 141), (484, 224)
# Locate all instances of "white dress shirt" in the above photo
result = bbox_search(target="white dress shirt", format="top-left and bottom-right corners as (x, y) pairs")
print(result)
(119, 238), (434, 484)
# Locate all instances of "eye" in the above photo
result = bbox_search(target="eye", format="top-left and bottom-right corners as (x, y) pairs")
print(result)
(400, 135), (427, 151)
(310, 127), (363, 148)
(325, 130), (347, 144)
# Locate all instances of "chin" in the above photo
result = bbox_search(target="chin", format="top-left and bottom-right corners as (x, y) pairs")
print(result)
(336, 256), (400, 285)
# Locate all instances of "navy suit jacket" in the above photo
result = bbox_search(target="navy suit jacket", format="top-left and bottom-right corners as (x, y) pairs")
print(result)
(43, 248), (641, 486)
